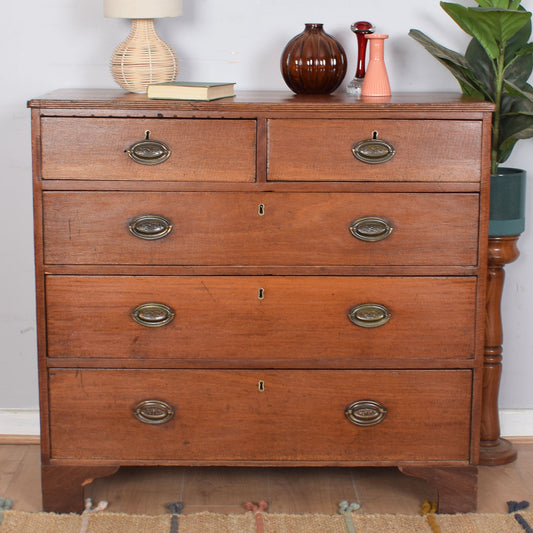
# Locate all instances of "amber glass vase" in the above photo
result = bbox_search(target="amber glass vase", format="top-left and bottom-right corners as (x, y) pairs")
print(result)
(281, 23), (347, 94)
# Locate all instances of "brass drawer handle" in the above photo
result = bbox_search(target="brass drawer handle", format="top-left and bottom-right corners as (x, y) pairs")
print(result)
(352, 135), (396, 164)
(133, 400), (174, 425)
(345, 400), (387, 426)
(129, 214), (172, 240)
(126, 131), (171, 165)
(348, 303), (391, 328)
(350, 216), (393, 242)
(132, 303), (175, 327)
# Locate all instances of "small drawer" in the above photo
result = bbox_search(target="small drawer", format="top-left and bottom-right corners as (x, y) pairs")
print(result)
(268, 119), (482, 182)
(45, 276), (477, 362)
(48, 369), (472, 462)
(42, 191), (479, 267)
(40, 117), (256, 182)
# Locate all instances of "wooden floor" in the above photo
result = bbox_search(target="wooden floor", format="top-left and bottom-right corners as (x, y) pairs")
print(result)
(1, 441), (533, 516)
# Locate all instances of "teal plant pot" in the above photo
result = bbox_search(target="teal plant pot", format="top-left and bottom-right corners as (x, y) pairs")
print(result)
(489, 168), (527, 237)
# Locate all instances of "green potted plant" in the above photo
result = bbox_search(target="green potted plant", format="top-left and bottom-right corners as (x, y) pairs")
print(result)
(409, 0), (533, 236)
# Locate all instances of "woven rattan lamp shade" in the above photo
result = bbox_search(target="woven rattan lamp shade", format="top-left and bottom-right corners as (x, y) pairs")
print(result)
(105, 0), (182, 94)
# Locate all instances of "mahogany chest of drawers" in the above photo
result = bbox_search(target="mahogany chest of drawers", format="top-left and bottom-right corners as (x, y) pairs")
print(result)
(29, 90), (493, 513)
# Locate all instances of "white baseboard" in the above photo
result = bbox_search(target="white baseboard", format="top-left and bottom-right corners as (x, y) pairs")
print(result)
(1, 408), (533, 438)
(499, 409), (533, 438)
(0, 409), (40, 436)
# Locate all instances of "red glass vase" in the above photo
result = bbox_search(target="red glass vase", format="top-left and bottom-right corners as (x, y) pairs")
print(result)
(281, 23), (347, 94)
(346, 21), (374, 95)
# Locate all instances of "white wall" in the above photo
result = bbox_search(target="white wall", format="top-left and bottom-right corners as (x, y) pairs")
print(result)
(1, 0), (532, 430)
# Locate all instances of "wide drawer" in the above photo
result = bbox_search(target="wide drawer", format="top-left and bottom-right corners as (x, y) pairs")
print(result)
(48, 369), (473, 462)
(45, 276), (477, 362)
(268, 119), (482, 182)
(42, 191), (479, 266)
(40, 117), (256, 182)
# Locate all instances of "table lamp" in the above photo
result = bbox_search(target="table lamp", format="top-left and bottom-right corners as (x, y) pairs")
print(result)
(104, 0), (182, 94)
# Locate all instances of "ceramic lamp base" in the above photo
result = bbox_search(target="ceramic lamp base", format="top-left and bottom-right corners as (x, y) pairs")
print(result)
(110, 18), (178, 94)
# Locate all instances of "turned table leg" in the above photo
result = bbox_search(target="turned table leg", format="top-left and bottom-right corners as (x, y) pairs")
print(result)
(479, 236), (520, 466)
(41, 465), (120, 513)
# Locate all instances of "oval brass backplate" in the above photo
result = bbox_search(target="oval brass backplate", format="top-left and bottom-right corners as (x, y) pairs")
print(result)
(352, 138), (396, 164)
(349, 216), (393, 242)
(132, 303), (175, 328)
(126, 137), (171, 165)
(133, 400), (174, 424)
(345, 400), (387, 426)
(129, 214), (173, 240)
(348, 303), (391, 328)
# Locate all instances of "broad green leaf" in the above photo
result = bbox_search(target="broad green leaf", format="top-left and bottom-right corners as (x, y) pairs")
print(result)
(515, 42), (533, 55)
(476, 0), (518, 8)
(440, 3), (494, 52)
(497, 93), (533, 163)
(474, 8), (531, 44)
(505, 79), (533, 102)
(441, 3), (531, 59)
(465, 38), (497, 97)
(501, 92), (519, 113)
(409, 29), (470, 68)
(505, 18), (532, 59)
(409, 29), (488, 98)
(500, 113), (533, 142)
(504, 52), (533, 86)
(459, 79), (488, 98)
(441, 3), (498, 58)
(512, 42), (533, 59)
(510, 122), (533, 139)
(497, 137), (518, 163)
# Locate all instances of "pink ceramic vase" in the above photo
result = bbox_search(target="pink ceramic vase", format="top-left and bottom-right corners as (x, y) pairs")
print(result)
(361, 34), (391, 97)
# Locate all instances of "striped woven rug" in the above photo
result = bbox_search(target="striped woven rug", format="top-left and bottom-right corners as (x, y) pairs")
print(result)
(1, 509), (533, 533)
